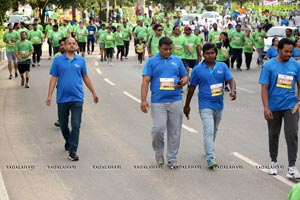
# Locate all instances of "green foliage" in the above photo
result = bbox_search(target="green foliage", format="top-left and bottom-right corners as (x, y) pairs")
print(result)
(0, 0), (12, 25)
(0, 28), (5, 48)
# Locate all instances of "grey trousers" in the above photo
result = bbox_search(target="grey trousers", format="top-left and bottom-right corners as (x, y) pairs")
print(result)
(151, 100), (183, 161)
(267, 109), (299, 167)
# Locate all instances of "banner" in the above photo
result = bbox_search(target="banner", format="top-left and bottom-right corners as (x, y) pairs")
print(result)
(263, 0), (278, 6)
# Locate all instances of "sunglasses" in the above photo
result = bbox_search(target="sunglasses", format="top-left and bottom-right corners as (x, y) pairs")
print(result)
(156, 29), (163, 31)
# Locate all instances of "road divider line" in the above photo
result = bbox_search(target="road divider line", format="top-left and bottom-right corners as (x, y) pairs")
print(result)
(123, 91), (198, 133)
(104, 78), (115, 86)
(182, 124), (198, 133)
(95, 68), (102, 74)
(123, 91), (141, 103)
(0, 169), (9, 200)
(233, 152), (295, 187)
(237, 87), (255, 94)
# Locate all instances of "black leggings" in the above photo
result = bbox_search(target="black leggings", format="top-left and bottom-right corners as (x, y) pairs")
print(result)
(32, 44), (42, 63)
(123, 40), (130, 57)
(105, 48), (114, 58)
(244, 52), (253, 69)
(116, 45), (124, 59)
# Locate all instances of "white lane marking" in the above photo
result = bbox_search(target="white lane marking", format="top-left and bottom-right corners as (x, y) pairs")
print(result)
(104, 78), (115, 86)
(123, 91), (141, 103)
(123, 91), (198, 133)
(182, 124), (198, 133)
(237, 87), (255, 94)
(95, 68), (102, 74)
(233, 152), (295, 187)
(0, 170), (9, 200)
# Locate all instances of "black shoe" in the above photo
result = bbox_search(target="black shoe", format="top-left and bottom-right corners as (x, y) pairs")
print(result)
(24, 84), (30, 88)
(64, 142), (69, 151)
(246, 68), (250, 70)
(32, 64), (35, 68)
(8, 75), (13, 79)
(15, 73), (18, 78)
(224, 86), (230, 92)
(69, 152), (79, 161)
(54, 120), (60, 127)
(237, 68), (242, 71)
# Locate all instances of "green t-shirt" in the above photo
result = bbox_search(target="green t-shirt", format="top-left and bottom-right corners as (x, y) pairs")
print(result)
(73, 24), (80, 33)
(252, 31), (266, 48)
(170, 35), (187, 59)
(3, 30), (20, 52)
(54, 52), (62, 57)
(184, 35), (200, 60)
(148, 35), (164, 56)
(289, 183), (300, 200)
(208, 30), (221, 44)
(122, 27), (131, 41)
(216, 43), (230, 61)
(97, 29), (107, 43)
(104, 32), (115, 48)
(163, 26), (174, 38)
(134, 26), (148, 41)
(28, 30), (44, 44)
(45, 24), (52, 34)
(243, 36), (255, 53)
(18, 28), (28, 35)
(197, 34), (204, 45)
(114, 31), (124, 46)
(76, 27), (88, 43)
(287, 36), (296, 43)
(38, 24), (44, 32)
(59, 26), (71, 37)
(230, 31), (245, 49)
(147, 27), (155, 38)
(48, 30), (64, 47)
(15, 40), (33, 61)
(51, 12), (58, 20)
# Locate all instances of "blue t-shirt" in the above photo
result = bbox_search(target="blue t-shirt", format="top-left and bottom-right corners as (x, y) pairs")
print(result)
(292, 47), (300, 58)
(266, 46), (279, 59)
(258, 58), (300, 111)
(142, 54), (187, 103)
(87, 25), (97, 40)
(281, 19), (289, 26)
(190, 61), (233, 110)
(50, 54), (88, 103)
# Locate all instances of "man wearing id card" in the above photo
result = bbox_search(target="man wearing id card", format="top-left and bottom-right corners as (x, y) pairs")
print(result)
(141, 37), (188, 169)
(259, 38), (300, 179)
(183, 42), (236, 169)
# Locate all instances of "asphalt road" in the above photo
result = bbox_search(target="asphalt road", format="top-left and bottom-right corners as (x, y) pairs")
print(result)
(0, 43), (298, 200)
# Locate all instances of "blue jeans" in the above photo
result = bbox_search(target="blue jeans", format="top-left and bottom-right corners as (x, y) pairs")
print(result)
(58, 101), (83, 153)
(199, 109), (222, 160)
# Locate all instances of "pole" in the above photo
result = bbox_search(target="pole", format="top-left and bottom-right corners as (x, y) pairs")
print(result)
(106, 1), (109, 21)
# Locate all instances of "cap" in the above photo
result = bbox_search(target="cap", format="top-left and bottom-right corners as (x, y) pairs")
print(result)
(184, 26), (191, 32)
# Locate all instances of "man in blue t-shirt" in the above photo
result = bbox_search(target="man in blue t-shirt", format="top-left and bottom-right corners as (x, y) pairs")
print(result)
(259, 38), (300, 179)
(141, 37), (188, 169)
(86, 20), (97, 54)
(46, 37), (99, 161)
(183, 42), (237, 169)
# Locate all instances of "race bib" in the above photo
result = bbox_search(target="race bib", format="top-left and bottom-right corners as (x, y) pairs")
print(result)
(89, 31), (94, 35)
(174, 45), (183, 51)
(54, 33), (59, 38)
(210, 83), (223, 96)
(106, 35), (112, 40)
(234, 37), (240, 42)
(214, 35), (219, 40)
(160, 78), (175, 90)
(276, 74), (293, 89)
(33, 37), (39, 42)
(187, 44), (194, 49)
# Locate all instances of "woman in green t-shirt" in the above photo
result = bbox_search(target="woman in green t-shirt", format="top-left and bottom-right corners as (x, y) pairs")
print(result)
(216, 32), (231, 92)
(243, 30), (255, 70)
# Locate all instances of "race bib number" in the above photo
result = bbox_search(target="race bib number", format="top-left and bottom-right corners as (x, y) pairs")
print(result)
(33, 37), (39, 42)
(160, 78), (175, 90)
(89, 31), (94, 35)
(210, 83), (223, 96)
(106, 35), (113, 40)
(276, 74), (293, 89)
(214, 35), (219, 40)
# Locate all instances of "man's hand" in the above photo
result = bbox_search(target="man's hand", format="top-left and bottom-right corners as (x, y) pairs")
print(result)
(264, 108), (273, 120)
(229, 91), (236, 100)
(93, 94), (99, 104)
(141, 100), (149, 113)
(292, 102), (300, 114)
(183, 106), (190, 120)
(45, 97), (52, 106)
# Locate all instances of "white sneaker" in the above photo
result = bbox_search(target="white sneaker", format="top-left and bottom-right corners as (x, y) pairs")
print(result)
(287, 166), (300, 179)
(268, 161), (278, 175)
(109, 62), (113, 66)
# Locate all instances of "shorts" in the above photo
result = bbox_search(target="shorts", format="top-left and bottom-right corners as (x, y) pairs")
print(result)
(99, 43), (105, 48)
(17, 59), (31, 74)
(183, 59), (198, 69)
(6, 51), (17, 62)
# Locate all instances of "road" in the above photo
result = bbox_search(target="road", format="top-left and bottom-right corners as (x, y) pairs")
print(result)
(0, 43), (297, 200)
